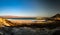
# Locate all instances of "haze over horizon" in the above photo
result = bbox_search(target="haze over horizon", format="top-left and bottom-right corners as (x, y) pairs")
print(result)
(0, 0), (60, 17)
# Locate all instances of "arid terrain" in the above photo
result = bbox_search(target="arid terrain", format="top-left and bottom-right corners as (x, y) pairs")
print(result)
(0, 14), (60, 28)
(0, 14), (60, 35)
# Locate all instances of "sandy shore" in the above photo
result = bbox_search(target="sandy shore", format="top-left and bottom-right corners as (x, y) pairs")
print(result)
(10, 20), (33, 23)
(9, 20), (51, 25)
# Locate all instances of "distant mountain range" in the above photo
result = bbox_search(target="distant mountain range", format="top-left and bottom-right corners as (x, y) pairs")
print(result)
(0, 13), (60, 19)
(0, 16), (36, 18)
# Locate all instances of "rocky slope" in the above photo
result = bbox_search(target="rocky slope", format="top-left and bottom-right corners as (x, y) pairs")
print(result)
(51, 14), (60, 20)
(0, 18), (16, 27)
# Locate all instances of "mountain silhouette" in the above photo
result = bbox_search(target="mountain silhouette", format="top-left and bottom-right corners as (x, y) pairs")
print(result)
(52, 13), (60, 18)
(51, 13), (60, 20)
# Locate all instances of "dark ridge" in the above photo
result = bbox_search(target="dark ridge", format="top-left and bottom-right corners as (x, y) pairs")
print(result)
(51, 13), (60, 18)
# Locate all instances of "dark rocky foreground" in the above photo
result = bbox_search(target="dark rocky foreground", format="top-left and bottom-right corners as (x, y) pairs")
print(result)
(0, 27), (60, 35)
(0, 21), (60, 35)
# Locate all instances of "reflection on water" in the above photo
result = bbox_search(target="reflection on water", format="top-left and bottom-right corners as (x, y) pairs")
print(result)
(0, 27), (60, 35)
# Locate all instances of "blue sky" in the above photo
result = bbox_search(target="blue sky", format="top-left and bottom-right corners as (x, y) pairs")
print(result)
(0, 0), (60, 17)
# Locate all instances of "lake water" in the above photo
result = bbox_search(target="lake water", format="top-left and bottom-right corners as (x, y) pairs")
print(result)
(7, 18), (36, 20)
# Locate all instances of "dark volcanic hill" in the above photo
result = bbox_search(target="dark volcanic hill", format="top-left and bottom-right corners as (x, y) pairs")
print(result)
(51, 14), (60, 18)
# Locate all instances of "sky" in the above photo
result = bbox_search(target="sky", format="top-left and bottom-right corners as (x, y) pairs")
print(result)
(0, 0), (60, 17)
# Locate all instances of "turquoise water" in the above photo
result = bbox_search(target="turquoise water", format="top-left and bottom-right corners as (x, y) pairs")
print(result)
(7, 18), (36, 20)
